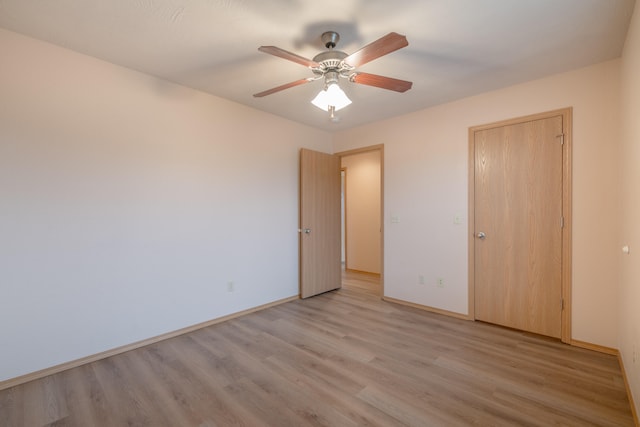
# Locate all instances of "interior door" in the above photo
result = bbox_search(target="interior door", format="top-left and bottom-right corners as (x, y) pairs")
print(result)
(299, 148), (341, 298)
(474, 115), (563, 338)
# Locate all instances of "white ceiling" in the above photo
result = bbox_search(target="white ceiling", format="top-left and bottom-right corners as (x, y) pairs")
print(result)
(0, 0), (635, 131)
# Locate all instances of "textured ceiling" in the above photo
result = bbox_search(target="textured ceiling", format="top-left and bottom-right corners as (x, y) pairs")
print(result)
(0, 0), (635, 131)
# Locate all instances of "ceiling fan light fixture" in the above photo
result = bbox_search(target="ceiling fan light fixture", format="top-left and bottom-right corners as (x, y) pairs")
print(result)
(255, 31), (412, 120)
(311, 82), (352, 112)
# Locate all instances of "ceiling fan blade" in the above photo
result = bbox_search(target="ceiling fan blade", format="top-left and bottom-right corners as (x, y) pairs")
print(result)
(350, 72), (413, 93)
(258, 46), (321, 68)
(343, 32), (408, 68)
(253, 78), (315, 98)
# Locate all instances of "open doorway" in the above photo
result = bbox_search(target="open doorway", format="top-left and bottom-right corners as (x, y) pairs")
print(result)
(337, 145), (383, 296)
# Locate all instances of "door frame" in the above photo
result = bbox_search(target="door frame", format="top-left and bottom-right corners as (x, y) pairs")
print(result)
(341, 168), (348, 269)
(468, 108), (572, 343)
(336, 144), (384, 296)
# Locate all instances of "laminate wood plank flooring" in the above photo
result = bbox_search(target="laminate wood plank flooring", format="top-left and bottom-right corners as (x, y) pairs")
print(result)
(1, 271), (634, 426)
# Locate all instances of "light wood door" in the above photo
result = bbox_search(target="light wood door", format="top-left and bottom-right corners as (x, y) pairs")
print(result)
(299, 148), (341, 298)
(474, 115), (563, 338)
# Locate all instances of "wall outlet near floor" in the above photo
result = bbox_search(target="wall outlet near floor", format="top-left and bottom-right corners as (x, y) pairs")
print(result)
(436, 278), (445, 288)
(419, 275), (425, 285)
(227, 281), (235, 292)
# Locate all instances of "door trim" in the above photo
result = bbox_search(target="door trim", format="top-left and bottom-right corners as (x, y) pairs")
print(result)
(341, 167), (348, 270)
(468, 108), (572, 343)
(335, 144), (384, 297)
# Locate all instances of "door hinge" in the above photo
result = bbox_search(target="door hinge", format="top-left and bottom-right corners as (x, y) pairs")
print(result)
(561, 298), (565, 310)
(557, 134), (565, 145)
(560, 216), (565, 228)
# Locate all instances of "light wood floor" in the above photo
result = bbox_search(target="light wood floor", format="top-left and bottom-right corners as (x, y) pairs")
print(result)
(1, 271), (634, 426)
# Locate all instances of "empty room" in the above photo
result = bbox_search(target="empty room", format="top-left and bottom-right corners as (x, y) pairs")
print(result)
(1, 0), (639, 425)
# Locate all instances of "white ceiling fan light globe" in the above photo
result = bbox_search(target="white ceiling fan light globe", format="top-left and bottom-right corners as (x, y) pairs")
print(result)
(311, 82), (352, 112)
(311, 88), (329, 110)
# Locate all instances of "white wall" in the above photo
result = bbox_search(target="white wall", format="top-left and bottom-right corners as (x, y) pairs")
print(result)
(619, 1), (640, 415)
(341, 151), (381, 274)
(333, 59), (622, 348)
(0, 28), (331, 382)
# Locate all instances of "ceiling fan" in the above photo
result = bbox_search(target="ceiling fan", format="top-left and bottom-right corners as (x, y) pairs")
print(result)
(253, 31), (413, 117)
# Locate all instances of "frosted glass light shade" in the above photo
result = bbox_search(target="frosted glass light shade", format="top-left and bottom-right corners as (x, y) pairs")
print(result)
(311, 83), (352, 111)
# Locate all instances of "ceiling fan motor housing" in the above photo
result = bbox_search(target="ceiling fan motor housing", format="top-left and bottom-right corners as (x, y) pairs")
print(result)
(313, 32), (354, 77)
(312, 50), (351, 74)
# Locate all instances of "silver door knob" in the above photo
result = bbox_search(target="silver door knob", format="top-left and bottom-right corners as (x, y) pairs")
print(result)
(476, 231), (486, 239)
(303, 228), (311, 234)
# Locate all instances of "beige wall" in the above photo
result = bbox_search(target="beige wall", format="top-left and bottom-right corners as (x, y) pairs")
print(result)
(0, 28), (331, 382)
(2, 15), (638, 414)
(619, 1), (640, 415)
(341, 151), (381, 274)
(333, 59), (622, 348)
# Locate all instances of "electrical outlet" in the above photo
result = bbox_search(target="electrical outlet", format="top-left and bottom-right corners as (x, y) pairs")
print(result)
(419, 275), (425, 285)
(227, 281), (234, 292)
(436, 278), (445, 288)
